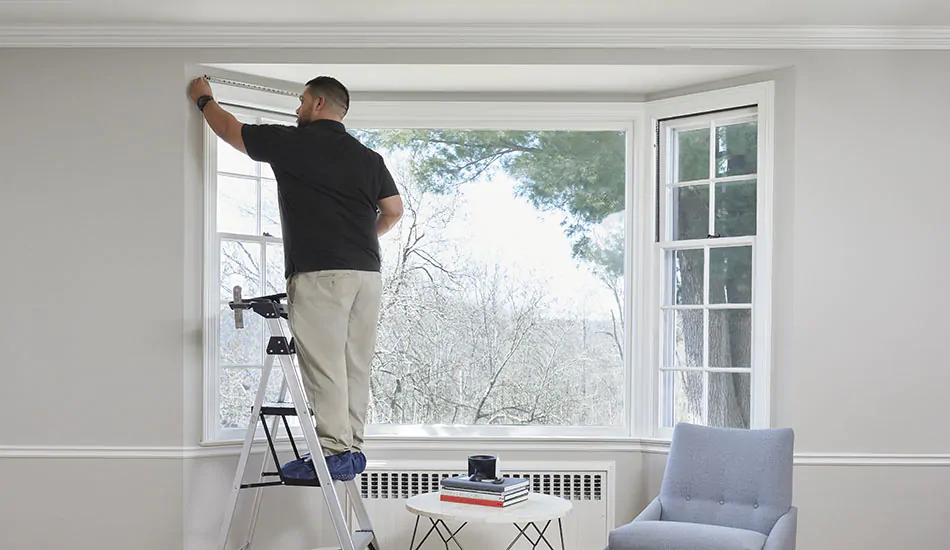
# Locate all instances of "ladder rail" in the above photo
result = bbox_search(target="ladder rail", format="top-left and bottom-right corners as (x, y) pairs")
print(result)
(217, 349), (279, 550)
(346, 480), (374, 539)
(269, 316), (357, 550)
(245, 355), (290, 548)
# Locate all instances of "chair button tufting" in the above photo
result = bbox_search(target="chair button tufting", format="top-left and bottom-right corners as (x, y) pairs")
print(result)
(685, 496), (690, 501)
(719, 500), (724, 505)
(754, 503), (759, 509)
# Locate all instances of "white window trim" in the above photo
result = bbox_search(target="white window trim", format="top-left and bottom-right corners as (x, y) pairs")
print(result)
(200, 79), (774, 446)
(203, 104), (295, 443)
(640, 82), (775, 440)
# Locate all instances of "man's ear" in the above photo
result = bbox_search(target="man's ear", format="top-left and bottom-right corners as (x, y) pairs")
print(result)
(314, 96), (325, 111)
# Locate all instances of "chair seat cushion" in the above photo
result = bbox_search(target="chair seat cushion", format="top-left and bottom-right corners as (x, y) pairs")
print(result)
(609, 520), (767, 550)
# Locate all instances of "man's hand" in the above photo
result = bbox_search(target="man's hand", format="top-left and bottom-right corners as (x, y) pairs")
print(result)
(189, 76), (213, 105)
(190, 76), (246, 154)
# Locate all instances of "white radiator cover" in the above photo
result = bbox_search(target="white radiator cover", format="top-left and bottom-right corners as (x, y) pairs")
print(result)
(351, 461), (615, 550)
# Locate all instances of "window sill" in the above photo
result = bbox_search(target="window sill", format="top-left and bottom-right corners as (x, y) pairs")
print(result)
(196, 434), (671, 454)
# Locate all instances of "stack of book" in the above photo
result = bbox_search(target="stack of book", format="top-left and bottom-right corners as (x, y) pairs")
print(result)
(439, 475), (530, 508)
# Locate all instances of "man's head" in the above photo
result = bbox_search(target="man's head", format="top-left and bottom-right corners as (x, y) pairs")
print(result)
(296, 76), (349, 126)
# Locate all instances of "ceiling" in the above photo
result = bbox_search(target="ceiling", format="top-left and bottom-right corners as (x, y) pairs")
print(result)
(206, 64), (775, 95)
(2, 0), (950, 26)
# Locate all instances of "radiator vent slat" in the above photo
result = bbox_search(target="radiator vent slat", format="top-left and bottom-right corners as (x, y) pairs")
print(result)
(359, 470), (603, 501)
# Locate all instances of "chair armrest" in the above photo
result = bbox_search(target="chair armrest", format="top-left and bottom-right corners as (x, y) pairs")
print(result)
(763, 506), (798, 550)
(633, 497), (662, 522)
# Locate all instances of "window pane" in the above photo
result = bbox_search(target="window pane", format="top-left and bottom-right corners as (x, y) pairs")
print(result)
(219, 367), (284, 429)
(708, 372), (750, 428)
(662, 370), (703, 428)
(676, 128), (710, 182)
(261, 162), (275, 180)
(708, 309), (751, 368)
(669, 249), (704, 305)
(715, 179), (756, 237)
(671, 185), (709, 241)
(261, 178), (280, 237)
(220, 240), (261, 300)
(217, 175), (258, 235)
(218, 138), (256, 177)
(709, 246), (752, 304)
(365, 128), (626, 427)
(266, 243), (285, 296)
(219, 304), (263, 365)
(666, 309), (704, 367)
(716, 122), (757, 177)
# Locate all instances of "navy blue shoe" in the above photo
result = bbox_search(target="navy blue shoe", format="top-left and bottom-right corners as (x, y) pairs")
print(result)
(281, 452), (356, 482)
(326, 452), (356, 481)
(281, 454), (317, 481)
(351, 451), (367, 475)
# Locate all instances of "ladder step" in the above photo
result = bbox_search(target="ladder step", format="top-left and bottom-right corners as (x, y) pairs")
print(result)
(259, 402), (312, 416)
(282, 476), (323, 487)
(238, 476), (350, 489)
(313, 531), (374, 550)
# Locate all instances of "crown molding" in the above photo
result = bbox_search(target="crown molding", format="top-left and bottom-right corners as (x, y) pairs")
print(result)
(1, 24), (949, 49)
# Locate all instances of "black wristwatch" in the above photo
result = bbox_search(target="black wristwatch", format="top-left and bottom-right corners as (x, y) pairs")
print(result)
(196, 95), (214, 111)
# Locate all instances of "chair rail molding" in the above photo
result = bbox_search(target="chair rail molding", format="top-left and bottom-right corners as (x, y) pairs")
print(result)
(2, 443), (949, 466)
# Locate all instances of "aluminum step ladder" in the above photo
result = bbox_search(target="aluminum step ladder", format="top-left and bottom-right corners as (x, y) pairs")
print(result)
(218, 286), (379, 550)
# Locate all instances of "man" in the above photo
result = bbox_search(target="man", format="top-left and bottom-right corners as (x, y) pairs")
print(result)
(189, 76), (403, 481)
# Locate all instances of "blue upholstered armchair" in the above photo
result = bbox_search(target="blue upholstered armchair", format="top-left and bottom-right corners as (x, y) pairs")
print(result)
(609, 423), (797, 550)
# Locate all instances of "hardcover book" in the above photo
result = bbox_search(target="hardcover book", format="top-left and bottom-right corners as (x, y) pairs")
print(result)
(440, 475), (529, 493)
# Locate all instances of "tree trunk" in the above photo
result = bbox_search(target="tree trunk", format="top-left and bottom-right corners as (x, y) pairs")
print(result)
(707, 313), (750, 428)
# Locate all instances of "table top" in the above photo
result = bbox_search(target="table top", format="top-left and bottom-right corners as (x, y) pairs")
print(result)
(405, 492), (572, 524)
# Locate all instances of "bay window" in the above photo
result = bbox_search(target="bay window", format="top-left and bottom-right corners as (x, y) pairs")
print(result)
(200, 79), (773, 444)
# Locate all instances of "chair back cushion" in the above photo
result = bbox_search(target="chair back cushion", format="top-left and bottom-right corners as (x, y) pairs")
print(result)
(659, 423), (794, 535)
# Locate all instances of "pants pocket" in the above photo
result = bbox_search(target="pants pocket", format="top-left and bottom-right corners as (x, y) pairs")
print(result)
(286, 274), (297, 304)
(311, 269), (355, 281)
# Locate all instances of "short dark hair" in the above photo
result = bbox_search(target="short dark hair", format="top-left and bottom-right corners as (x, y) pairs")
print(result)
(306, 76), (350, 117)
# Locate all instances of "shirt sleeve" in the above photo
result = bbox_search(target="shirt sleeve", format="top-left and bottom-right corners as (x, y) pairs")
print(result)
(376, 155), (400, 200)
(241, 124), (296, 165)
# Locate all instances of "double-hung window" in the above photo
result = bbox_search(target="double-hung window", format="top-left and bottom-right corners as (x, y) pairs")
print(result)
(208, 108), (295, 438)
(647, 84), (774, 437)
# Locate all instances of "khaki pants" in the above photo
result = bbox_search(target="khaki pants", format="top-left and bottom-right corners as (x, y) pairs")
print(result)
(287, 270), (382, 456)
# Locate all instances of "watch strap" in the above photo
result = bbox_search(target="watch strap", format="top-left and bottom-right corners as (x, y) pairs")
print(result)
(197, 95), (214, 111)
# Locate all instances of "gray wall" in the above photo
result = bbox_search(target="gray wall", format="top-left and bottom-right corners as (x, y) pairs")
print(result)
(0, 50), (187, 550)
(1, 47), (949, 550)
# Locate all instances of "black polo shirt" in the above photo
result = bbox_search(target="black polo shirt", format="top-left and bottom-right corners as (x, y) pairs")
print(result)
(241, 119), (399, 279)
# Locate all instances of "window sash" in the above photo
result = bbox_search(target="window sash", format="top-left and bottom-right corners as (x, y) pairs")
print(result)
(649, 96), (772, 438)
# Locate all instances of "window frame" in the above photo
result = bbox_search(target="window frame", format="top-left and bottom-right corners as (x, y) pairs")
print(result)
(203, 105), (297, 443)
(640, 83), (775, 440)
(202, 91), (643, 444)
(200, 80), (774, 445)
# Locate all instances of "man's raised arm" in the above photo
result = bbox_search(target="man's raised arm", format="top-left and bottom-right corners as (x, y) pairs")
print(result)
(189, 76), (246, 154)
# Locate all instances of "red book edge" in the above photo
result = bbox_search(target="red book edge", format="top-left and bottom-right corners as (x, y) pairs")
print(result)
(440, 494), (508, 507)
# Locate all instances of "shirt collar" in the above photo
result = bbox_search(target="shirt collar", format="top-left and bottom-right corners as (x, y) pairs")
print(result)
(302, 119), (346, 132)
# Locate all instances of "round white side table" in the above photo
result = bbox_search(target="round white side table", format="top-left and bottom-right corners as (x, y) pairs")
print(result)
(405, 492), (573, 550)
